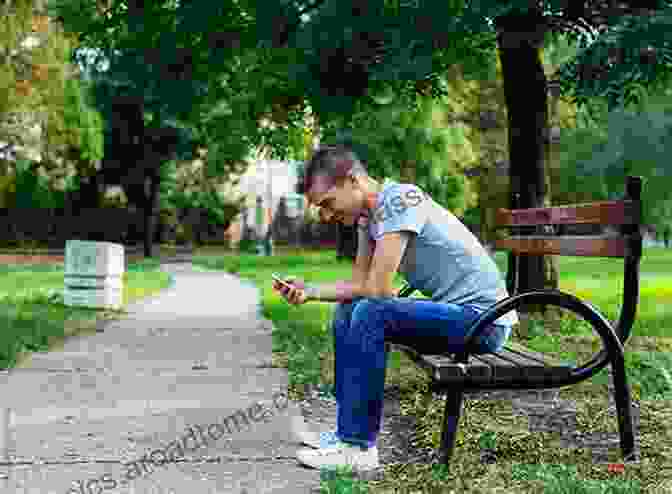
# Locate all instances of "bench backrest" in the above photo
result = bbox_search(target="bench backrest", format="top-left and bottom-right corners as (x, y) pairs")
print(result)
(493, 175), (643, 344)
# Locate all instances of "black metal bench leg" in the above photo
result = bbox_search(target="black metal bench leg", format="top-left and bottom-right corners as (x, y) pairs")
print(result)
(438, 388), (465, 466)
(611, 360), (639, 462)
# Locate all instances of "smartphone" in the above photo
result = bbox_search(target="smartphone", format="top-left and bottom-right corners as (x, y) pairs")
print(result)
(272, 273), (294, 290)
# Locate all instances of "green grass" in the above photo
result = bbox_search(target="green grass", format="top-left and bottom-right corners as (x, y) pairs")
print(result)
(192, 246), (672, 494)
(0, 258), (172, 369)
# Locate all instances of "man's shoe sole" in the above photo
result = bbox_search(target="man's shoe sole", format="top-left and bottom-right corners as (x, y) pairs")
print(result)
(291, 415), (323, 449)
(295, 445), (380, 471)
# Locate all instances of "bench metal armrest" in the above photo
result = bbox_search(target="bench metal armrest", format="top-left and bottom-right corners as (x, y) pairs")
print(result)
(462, 289), (626, 386)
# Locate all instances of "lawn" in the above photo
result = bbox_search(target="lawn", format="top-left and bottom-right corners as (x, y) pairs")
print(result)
(0, 258), (172, 369)
(191, 246), (672, 494)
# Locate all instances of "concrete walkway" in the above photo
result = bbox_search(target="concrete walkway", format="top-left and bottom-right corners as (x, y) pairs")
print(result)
(0, 262), (320, 493)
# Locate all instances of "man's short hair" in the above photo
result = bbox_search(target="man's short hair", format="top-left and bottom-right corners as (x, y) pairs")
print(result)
(296, 145), (368, 196)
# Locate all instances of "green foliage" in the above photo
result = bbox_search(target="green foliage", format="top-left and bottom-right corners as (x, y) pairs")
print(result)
(319, 86), (478, 215)
(10, 158), (73, 209)
(1, 0), (102, 195)
(52, 0), (265, 217)
(50, 0), (672, 162)
(159, 158), (244, 233)
(556, 6), (672, 116)
(12, 159), (41, 209)
(0, 0), (39, 116)
(196, 188), (243, 227)
(555, 84), (672, 234)
(199, 48), (312, 162)
(61, 77), (104, 165)
(255, 0), (500, 122)
(237, 237), (258, 254)
(461, 205), (481, 228)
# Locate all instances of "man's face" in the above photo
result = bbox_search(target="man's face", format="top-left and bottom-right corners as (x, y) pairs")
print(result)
(307, 174), (362, 226)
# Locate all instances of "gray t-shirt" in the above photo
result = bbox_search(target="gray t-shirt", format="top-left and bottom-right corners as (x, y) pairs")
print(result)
(366, 181), (518, 329)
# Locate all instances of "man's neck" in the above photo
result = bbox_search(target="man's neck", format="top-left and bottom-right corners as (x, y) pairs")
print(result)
(360, 178), (385, 218)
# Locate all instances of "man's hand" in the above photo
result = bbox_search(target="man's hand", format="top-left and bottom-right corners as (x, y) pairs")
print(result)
(272, 276), (309, 306)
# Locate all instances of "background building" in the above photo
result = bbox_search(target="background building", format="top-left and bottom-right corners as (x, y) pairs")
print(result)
(224, 158), (305, 246)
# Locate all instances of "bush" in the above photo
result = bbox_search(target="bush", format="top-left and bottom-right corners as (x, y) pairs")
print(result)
(238, 237), (258, 254)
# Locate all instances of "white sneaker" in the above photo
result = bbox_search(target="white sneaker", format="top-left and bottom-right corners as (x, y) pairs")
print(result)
(290, 415), (340, 449)
(296, 440), (380, 471)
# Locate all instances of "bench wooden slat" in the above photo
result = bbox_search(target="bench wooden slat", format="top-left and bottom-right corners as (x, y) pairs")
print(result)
(423, 358), (572, 386)
(495, 200), (637, 227)
(496, 346), (546, 367)
(405, 340), (574, 386)
(495, 346), (572, 384)
(471, 353), (524, 380)
(494, 234), (626, 257)
(420, 354), (491, 381)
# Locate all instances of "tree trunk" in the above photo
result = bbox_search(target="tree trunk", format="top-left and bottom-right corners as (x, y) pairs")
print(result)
(80, 172), (106, 241)
(496, 13), (559, 317)
(143, 174), (160, 258)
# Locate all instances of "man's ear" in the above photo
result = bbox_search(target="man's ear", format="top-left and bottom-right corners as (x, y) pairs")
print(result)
(333, 174), (350, 189)
(346, 172), (361, 189)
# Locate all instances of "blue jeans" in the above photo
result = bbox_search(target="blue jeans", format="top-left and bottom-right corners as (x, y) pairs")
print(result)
(331, 297), (512, 449)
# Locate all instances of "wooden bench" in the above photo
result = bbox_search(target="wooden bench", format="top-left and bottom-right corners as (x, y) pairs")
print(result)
(387, 175), (643, 468)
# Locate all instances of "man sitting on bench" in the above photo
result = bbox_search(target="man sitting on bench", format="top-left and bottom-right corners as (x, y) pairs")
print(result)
(272, 144), (519, 472)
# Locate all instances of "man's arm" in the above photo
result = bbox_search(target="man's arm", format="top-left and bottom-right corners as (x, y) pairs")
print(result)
(304, 225), (373, 302)
(305, 229), (410, 302)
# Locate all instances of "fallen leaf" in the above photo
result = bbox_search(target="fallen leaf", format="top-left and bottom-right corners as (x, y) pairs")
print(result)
(607, 463), (625, 474)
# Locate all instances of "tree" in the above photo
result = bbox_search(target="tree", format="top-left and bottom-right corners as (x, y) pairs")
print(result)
(554, 83), (672, 237)
(1, 0), (104, 209)
(326, 89), (478, 213)
(317, 32), (582, 263)
(159, 150), (246, 244)
(50, 0), (255, 255)
(50, 0), (315, 256)
(82, 59), (207, 252)
(253, 0), (672, 316)
(315, 74), (482, 258)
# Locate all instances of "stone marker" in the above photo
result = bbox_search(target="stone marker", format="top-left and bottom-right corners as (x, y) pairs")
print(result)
(64, 241), (124, 310)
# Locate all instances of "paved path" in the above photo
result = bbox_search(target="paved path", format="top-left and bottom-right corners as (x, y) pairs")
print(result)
(0, 262), (319, 493)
